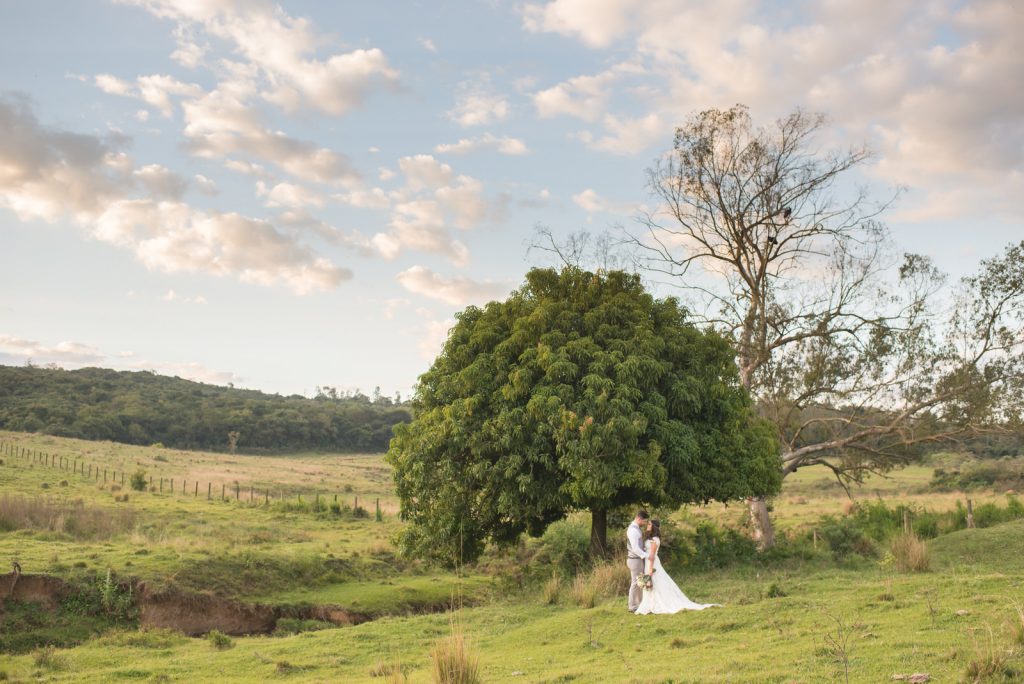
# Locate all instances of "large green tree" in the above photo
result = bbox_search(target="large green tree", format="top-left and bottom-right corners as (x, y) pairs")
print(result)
(388, 267), (779, 564)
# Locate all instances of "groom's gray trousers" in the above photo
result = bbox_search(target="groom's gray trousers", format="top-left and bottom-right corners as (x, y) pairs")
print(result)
(627, 556), (645, 611)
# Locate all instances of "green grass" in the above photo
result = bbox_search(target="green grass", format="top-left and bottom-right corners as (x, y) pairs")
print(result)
(2, 432), (1023, 682)
(1, 522), (1022, 681)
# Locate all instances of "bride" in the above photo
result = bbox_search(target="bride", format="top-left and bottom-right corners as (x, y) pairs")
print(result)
(634, 519), (720, 614)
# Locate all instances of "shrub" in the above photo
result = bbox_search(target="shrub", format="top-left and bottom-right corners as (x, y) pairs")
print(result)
(818, 515), (876, 559)
(430, 630), (480, 684)
(890, 532), (930, 572)
(130, 470), (147, 492)
(207, 630), (234, 650)
(535, 519), (589, 574)
(690, 520), (758, 568)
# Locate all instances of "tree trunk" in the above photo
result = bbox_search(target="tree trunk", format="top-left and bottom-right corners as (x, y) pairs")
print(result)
(748, 496), (775, 549)
(590, 507), (609, 558)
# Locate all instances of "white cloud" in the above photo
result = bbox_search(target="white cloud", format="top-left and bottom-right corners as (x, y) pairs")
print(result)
(398, 154), (454, 190)
(419, 37), (437, 53)
(0, 96), (352, 294)
(182, 86), (360, 185)
(96, 200), (351, 293)
(523, 0), (1024, 226)
(334, 187), (390, 210)
(123, 0), (399, 116)
(396, 266), (510, 306)
(572, 188), (636, 215)
(533, 61), (645, 121)
(95, 73), (202, 117)
(0, 334), (104, 364)
(162, 289), (177, 301)
(134, 164), (188, 199)
(372, 199), (469, 265)
(434, 133), (529, 156)
(523, 0), (636, 48)
(448, 76), (510, 127)
(193, 173), (218, 195)
(257, 181), (324, 209)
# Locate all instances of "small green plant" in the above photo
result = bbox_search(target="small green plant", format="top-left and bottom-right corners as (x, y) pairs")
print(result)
(130, 470), (147, 491)
(766, 582), (787, 598)
(207, 630), (234, 650)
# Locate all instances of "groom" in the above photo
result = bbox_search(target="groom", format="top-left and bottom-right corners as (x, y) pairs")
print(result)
(626, 508), (650, 612)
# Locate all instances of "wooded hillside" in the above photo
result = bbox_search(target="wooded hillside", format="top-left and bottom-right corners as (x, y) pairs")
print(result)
(0, 365), (410, 452)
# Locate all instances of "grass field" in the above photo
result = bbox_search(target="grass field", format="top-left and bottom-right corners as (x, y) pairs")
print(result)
(1, 430), (1022, 682)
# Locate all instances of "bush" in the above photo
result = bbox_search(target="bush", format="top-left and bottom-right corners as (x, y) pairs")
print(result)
(890, 532), (930, 572)
(207, 630), (234, 650)
(535, 519), (590, 574)
(689, 521), (758, 568)
(430, 630), (480, 684)
(818, 515), (876, 559)
(129, 470), (147, 492)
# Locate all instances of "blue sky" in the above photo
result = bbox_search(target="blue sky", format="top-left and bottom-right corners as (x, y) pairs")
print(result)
(1, 0), (1021, 397)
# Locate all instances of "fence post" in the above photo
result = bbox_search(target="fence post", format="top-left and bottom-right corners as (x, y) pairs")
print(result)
(903, 510), (911, 534)
(265, 489), (269, 505)
(222, 484), (225, 501)
(249, 486), (253, 503)
(375, 498), (381, 522)
(195, 481), (199, 497)
(967, 499), (976, 528)
(208, 482), (211, 500)
(235, 483), (240, 501)
(160, 478), (163, 492)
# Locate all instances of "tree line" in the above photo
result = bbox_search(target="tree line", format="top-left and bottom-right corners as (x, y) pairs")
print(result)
(0, 365), (410, 453)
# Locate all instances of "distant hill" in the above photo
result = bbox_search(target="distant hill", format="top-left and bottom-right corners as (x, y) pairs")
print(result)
(0, 365), (410, 453)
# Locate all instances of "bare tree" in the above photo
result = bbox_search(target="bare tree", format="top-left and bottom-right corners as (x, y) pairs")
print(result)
(631, 105), (1024, 546)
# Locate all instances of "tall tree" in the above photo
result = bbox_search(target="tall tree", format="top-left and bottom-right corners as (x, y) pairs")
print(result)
(632, 105), (1024, 546)
(387, 267), (779, 564)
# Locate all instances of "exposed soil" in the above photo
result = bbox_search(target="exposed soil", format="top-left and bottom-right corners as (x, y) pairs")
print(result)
(0, 572), (374, 636)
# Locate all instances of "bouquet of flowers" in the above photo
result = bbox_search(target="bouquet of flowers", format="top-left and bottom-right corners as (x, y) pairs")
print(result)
(635, 573), (653, 591)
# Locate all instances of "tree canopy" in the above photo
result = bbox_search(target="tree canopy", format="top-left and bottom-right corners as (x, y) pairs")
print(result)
(387, 267), (780, 564)
(0, 365), (410, 453)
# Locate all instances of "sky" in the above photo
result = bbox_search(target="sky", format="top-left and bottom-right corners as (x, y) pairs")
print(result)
(0, 0), (1021, 399)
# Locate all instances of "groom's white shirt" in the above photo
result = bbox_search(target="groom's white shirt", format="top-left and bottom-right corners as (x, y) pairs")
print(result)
(627, 521), (646, 560)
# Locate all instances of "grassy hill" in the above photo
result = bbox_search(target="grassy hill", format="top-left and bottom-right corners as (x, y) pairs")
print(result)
(1, 431), (1022, 682)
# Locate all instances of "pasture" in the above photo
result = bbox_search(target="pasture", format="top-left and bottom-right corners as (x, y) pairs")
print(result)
(0, 430), (1022, 682)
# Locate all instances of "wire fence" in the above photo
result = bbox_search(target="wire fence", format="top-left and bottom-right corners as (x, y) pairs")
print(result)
(0, 438), (385, 520)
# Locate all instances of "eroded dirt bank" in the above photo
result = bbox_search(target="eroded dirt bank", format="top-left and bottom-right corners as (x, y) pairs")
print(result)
(1, 572), (371, 636)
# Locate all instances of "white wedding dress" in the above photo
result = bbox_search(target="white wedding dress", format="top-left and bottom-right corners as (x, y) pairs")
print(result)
(634, 537), (720, 614)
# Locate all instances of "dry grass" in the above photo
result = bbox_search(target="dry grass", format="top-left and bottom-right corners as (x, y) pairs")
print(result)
(0, 495), (135, 540)
(1012, 602), (1024, 647)
(891, 532), (930, 572)
(542, 573), (561, 605)
(571, 561), (630, 608)
(430, 626), (480, 684)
